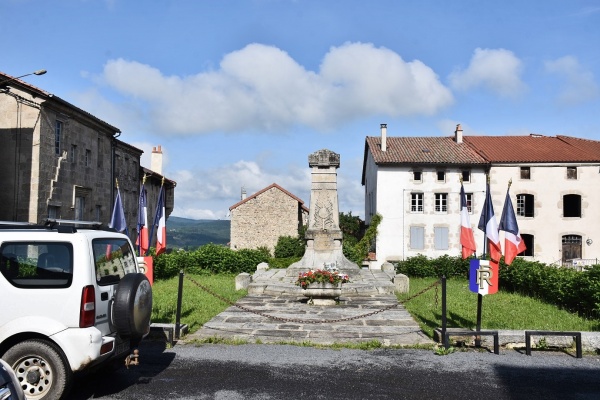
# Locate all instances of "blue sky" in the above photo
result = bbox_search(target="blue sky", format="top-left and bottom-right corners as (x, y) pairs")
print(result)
(2, 0), (599, 220)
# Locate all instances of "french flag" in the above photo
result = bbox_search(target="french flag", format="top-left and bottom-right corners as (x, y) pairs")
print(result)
(477, 180), (502, 263)
(109, 186), (127, 234)
(499, 186), (527, 265)
(137, 183), (149, 256)
(153, 184), (167, 255)
(460, 184), (476, 259)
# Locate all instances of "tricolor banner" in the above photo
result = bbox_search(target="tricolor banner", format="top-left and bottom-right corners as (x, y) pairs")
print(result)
(469, 259), (498, 295)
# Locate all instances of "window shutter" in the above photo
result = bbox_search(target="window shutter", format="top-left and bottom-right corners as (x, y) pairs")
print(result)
(410, 226), (424, 250)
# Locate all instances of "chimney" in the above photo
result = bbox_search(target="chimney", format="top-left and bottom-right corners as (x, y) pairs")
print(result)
(454, 124), (463, 144)
(151, 145), (163, 174)
(241, 187), (247, 200)
(380, 123), (387, 152)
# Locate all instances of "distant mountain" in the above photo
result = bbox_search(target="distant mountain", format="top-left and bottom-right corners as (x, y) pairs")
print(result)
(166, 216), (230, 249)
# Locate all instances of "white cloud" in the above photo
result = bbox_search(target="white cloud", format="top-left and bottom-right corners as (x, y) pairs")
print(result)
(93, 42), (453, 135)
(169, 160), (311, 220)
(544, 56), (599, 105)
(449, 48), (526, 98)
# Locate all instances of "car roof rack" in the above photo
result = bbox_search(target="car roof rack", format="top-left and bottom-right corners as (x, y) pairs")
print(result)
(0, 219), (116, 233)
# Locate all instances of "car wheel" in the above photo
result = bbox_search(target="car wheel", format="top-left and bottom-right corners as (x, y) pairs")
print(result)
(113, 273), (153, 341)
(3, 339), (72, 400)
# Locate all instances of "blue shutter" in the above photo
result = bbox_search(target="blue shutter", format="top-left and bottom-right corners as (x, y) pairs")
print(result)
(434, 227), (449, 250)
(410, 226), (424, 250)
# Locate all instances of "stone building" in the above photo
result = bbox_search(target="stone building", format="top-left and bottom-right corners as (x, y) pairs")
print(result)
(362, 123), (600, 268)
(0, 71), (175, 246)
(229, 183), (309, 253)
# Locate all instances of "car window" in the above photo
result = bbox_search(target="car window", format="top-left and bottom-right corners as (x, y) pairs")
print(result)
(0, 242), (73, 288)
(93, 238), (137, 286)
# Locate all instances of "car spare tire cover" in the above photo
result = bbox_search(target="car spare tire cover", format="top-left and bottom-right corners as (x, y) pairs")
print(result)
(113, 273), (153, 340)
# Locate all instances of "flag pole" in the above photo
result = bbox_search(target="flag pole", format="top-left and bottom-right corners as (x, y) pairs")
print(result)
(138, 174), (147, 256)
(148, 177), (165, 256)
(476, 173), (491, 345)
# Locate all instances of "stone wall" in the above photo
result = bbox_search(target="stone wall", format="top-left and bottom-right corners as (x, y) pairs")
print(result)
(230, 186), (303, 253)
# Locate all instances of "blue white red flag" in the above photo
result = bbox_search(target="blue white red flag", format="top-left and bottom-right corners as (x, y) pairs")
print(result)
(136, 182), (149, 256)
(499, 187), (527, 265)
(460, 184), (476, 259)
(109, 186), (127, 234)
(469, 259), (498, 295)
(477, 180), (502, 263)
(153, 184), (167, 255)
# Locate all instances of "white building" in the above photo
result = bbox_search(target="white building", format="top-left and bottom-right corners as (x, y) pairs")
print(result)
(362, 124), (600, 268)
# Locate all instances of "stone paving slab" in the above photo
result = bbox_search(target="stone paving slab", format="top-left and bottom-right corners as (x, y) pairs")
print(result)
(184, 292), (434, 346)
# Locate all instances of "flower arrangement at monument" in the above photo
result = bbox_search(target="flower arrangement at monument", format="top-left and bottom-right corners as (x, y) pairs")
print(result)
(295, 269), (350, 289)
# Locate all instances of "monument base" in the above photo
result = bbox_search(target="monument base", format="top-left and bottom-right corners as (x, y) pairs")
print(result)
(286, 231), (360, 277)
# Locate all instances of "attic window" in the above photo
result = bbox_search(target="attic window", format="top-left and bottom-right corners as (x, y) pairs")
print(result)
(422, 148), (430, 153)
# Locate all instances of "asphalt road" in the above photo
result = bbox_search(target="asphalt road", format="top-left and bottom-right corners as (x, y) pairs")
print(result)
(70, 341), (600, 400)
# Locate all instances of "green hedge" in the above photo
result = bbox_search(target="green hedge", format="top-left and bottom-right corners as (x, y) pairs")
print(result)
(152, 244), (270, 279)
(500, 258), (600, 319)
(396, 254), (600, 320)
(396, 254), (471, 278)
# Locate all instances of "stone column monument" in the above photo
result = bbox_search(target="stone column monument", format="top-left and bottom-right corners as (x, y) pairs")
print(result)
(286, 149), (360, 277)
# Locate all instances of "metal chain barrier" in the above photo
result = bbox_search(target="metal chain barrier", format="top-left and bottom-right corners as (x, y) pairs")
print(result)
(185, 275), (440, 325)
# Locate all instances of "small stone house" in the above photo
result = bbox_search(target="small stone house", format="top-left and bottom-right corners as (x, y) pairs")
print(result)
(229, 183), (309, 253)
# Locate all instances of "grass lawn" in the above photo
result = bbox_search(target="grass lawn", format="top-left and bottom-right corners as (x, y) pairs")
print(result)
(398, 277), (600, 338)
(151, 274), (600, 339)
(151, 273), (247, 333)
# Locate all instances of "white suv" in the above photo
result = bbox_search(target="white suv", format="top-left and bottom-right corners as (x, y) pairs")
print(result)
(0, 220), (153, 400)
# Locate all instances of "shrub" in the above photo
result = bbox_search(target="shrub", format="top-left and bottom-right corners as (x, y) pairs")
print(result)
(274, 235), (305, 258)
(153, 244), (271, 278)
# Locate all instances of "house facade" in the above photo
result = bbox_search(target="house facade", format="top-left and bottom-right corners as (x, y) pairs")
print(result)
(362, 124), (600, 268)
(229, 183), (309, 253)
(0, 71), (175, 247)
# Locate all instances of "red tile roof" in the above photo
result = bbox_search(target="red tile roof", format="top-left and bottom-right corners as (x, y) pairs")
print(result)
(229, 183), (309, 212)
(365, 136), (488, 165)
(557, 135), (600, 158)
(463, 134), (600, 163)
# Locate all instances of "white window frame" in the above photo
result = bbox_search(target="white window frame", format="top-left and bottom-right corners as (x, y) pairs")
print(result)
(435, 193), (448, 213)
(411, 193), (424, 213)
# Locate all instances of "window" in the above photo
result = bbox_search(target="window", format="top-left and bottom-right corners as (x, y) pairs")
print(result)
(435, 193), (447, 213)
(70, 145), (76, 163)
(461, 170), (470, 182)
(521, 234), (534, 257)
(411, 193), (424, 213)
(85, 149), (91, 167)
(520, 167), (530, 179)
(48, 206), (59, 219)
(465, 193), (473, 214)
(413, 171), (422, 182)
(75, 196), (85, 220)
(567, 167), (577, 180)
(516, 194), (534, 217)
(97, 137), (102, 168)
(55, 120), (63, 155)
(410, 226), (424, 250)
(434, 227), (449, 250)
(436, 171), (446, 182)
(95, 205), (102, 221)
(0, 242), (73, 288)
(93, 238), (138, 285)
(563, 194), (581, 218)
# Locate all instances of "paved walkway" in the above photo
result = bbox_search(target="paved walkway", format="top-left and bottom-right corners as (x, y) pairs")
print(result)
(184, 268), (434, 346)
